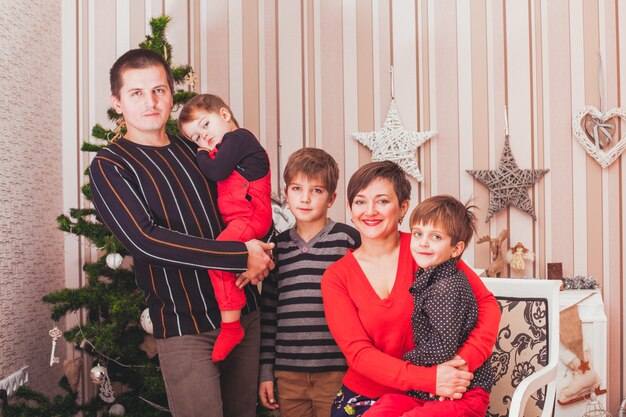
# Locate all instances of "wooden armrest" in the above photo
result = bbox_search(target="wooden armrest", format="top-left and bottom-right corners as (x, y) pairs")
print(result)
(508, 363), (558, 417)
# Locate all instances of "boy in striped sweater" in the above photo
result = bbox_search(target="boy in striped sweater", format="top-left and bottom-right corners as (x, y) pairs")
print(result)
(259, 148), (360, 417)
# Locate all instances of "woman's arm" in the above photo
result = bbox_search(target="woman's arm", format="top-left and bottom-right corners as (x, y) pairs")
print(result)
(455, 260), (501, 371)
(322, 266), (470, 397)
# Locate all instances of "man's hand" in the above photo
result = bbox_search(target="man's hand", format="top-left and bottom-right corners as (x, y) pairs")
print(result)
(236, 240), (275, 288)
(435, 363), (473, 400)
(259, 381), (279, 410)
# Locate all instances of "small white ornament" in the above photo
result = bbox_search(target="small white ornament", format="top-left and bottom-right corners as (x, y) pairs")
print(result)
(109, 403), (126, 415)
(140, 308), (154, 335)
(89, 364), (107, 385)
(106, 253), (123, 270)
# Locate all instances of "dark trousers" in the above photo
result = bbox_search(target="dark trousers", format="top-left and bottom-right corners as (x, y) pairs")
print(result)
(156, 310), (261, 417)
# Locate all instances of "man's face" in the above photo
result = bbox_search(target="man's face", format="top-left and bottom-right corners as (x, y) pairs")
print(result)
(111, 65), (173, 142)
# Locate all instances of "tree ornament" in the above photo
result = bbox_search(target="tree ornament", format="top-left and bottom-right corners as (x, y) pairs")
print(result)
(140, 308), (154, 335)
(573, 105), (626, 168)
(108, 117), (126, 143)
(99, 371), (116, 403)
(63, 357), (82, 391)
(467, 138), (549, 222)
(48, 326), (62, 366)
(89, 364), (107, 385)
(109, 403), (126, 416)
(352, 99), (437, 182)
(184, 69), (198, 92)
(106, 253), (123, 270)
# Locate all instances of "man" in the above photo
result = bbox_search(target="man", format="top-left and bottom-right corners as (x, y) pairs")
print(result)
(89, 48), (274, 417)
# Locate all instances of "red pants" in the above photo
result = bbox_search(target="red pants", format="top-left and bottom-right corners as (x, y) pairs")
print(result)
(210, 216), (266, 311)
(364, 388), (490, 417)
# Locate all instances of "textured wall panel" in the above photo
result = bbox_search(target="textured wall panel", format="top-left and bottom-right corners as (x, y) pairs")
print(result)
(0, 1), (65, 394)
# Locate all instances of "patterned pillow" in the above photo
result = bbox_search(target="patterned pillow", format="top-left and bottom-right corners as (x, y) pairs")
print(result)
(487, 297), (549, 417)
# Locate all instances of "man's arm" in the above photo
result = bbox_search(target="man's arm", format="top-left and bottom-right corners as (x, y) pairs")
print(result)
(90, 155), (272, 273)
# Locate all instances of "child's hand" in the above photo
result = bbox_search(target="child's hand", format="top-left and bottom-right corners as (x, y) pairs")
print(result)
(259, 381), (279, 410)
(435, 363), (472, 400)
(440, 354), (468, 371)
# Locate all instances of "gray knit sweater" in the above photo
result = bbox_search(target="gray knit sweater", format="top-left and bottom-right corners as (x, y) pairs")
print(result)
(259, 220), (360, 382)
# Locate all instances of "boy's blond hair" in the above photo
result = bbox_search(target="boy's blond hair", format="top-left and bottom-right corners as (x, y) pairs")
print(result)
(410, 195), (477, 250)
(283, 148), (339, 195)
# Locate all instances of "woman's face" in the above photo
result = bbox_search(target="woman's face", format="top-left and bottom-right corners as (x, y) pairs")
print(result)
(349, 178), (409, 241)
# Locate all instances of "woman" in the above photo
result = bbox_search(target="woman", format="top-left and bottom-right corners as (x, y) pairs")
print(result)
(321, 161), (500, 417)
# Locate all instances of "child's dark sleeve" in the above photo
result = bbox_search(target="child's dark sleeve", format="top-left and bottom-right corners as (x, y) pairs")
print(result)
(456, 260), (501, 371)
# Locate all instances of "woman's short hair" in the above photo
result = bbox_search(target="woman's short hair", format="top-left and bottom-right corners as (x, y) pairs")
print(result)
(347, 161), (411, 207)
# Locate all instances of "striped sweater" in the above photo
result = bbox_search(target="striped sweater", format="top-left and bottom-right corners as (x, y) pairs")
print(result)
(89, 135), (260, 339)
(259, 220), (360, 382)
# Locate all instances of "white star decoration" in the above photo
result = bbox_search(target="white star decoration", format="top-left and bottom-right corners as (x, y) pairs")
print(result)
(351, 100), (437, 182)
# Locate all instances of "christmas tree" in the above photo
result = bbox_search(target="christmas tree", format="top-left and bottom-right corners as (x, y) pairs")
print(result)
(5, 16), (195, 417)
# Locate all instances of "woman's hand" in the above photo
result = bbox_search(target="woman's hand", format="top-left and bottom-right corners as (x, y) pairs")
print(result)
(435, 363), (473, 399)
(258, 381), (279, 410)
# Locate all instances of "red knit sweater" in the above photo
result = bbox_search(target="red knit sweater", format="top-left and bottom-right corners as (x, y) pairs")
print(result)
(321, 232), (500, 399)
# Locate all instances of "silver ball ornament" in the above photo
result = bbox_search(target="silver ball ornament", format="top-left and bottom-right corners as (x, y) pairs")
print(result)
(89, 364), (107, 385)
(106, 253), (124, 270)
(140, 308), (153, 335)
(109, 403), (126, 415)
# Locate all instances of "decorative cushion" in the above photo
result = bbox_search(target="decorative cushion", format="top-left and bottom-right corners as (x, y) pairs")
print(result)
(487, 297), (550, 417)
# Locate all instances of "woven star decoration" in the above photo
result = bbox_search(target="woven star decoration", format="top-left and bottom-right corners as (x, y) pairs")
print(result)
(352, 99), (437, 181)
(467, 138), (549, 222)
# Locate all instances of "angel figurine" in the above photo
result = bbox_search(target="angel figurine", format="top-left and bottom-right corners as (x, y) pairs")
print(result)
(505, 242), (535, 271)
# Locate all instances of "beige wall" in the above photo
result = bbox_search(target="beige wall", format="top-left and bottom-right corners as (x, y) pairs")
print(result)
(64, 0), (625, 411)
(0, 1), (65, 394)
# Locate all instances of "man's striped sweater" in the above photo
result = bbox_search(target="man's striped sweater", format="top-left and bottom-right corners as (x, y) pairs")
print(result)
(89, 135), (260, 339)
(259, 220), (360, 382)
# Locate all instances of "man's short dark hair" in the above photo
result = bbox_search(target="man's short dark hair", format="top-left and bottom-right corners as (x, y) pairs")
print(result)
(110, 48), (174, 98)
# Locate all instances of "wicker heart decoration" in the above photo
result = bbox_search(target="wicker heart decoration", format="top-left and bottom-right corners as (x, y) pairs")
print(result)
(572, 106), (626, 168)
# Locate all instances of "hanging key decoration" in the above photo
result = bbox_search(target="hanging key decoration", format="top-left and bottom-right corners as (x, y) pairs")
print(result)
(49, 326), (63, 366)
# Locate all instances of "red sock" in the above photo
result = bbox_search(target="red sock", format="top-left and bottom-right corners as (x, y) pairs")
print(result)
(212, 320), (244, 362)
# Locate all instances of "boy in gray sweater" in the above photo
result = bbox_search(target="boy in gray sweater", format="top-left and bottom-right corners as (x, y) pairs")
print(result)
(259, 148), (360, 417)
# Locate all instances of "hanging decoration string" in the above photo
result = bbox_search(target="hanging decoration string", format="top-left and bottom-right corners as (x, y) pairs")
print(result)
(390, 66), (395, 100)
(598, 52), (605, 113)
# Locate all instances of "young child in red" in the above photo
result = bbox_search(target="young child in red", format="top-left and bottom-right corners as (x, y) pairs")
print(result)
(179, 94), (272, 362)
(364, 195), (495, 417)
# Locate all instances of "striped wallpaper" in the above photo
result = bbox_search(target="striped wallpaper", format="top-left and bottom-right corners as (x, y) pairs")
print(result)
(62, 0), (625, 410)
